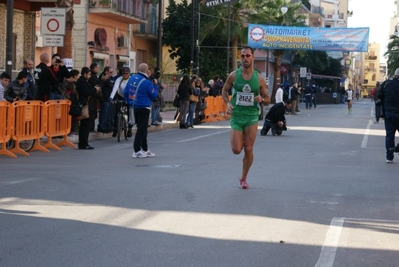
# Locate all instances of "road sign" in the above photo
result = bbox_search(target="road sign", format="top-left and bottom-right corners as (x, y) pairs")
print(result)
(205, 0), (238, 8)
(42, 35), (64, 47)
(300, 67), (307, 78)
(306, 72), (312, 80)
(41, 8), (66, 35)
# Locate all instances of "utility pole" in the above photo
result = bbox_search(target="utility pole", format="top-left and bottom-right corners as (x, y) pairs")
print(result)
(157, 0), (163, 70)
(6, 0), (14, 75)
(226, 1), (231, 77)
(190, 0), (195, 75)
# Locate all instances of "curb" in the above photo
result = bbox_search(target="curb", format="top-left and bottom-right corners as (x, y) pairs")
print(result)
(65, 121), (179, 144)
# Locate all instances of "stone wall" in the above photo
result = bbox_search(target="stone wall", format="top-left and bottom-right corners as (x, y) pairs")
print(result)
(0, 5), (35, 77)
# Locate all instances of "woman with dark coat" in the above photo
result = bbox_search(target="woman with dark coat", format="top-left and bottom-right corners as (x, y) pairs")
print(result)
(75, 67), (101, 149)
(177, 75), (192, 129)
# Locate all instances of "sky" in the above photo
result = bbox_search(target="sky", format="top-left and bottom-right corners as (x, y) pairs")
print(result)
(347, 0), (394, 60)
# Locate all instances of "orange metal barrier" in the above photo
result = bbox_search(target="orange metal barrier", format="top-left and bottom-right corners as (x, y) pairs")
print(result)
(44, 100), (76, 150)
(0, 102), (17, 158)
(11, 101), (49, 156)
(202, 96), (231, 123)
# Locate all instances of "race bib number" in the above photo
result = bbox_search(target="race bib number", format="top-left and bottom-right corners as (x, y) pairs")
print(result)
(236, 92), (254, 106)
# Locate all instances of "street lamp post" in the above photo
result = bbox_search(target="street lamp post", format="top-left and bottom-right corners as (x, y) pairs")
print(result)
(5, 0), (14, 75)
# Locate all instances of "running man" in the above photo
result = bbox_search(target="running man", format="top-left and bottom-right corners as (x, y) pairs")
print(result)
(346, 84), (354, 114)
(222, 45), (270, 189)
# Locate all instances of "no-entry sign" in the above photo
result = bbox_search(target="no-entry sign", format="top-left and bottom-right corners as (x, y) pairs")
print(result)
(41, 8), (66, 35)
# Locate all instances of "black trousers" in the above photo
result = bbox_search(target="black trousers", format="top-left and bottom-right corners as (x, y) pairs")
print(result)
(133, 107), (150, 153)
(78, 118), (90, 148)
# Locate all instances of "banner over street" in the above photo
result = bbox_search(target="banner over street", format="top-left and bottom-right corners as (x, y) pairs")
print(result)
(205, 0), (238, 7)
(248, 24), (369, 52)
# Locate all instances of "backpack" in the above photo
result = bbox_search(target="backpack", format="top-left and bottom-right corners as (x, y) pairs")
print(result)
(283, 91), (289, 102)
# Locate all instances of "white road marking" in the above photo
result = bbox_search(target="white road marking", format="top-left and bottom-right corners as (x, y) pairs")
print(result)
(315, 217), (345, 267)
(315, 217), (399, 267)
(361, 119), (373, 148)
(177, 130), (230, 143)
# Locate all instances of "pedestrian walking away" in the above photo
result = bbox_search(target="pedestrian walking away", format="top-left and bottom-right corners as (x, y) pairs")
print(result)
(346, 84), (354, 114)
(222, 45), (270, 189)
(124, 63), (159, 158)
(377, 68), (399, 163)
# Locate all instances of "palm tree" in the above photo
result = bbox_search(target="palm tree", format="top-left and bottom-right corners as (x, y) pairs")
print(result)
(384, 35), (399, 77)
(199, 1), (248, 75)
(246, 0), (306, 102)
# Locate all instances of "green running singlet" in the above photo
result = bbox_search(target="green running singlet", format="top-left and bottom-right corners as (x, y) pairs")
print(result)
(231, 68), (261, 116)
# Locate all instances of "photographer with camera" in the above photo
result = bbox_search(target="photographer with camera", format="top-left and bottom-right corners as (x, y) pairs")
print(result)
(124, 63), (159, 158)
(49, 54), (71, 100)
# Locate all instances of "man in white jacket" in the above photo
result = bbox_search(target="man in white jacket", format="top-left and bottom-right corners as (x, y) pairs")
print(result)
(275, 84), (284, 103)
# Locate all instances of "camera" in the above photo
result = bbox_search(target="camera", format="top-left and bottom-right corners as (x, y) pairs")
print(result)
(55, 59), (62, 63)
(149, 68), (161, 82)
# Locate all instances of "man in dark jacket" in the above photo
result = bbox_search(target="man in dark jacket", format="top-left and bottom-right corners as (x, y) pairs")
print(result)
(378, 68), (399, 162)
(304, 84), (312, 109)
(88, 62), (101, 132)
(260, 100), (291, 136)
(22, 59), (37, 100)
(76, 67), (101, 150)
(4, 71), (28, 103)
(98, 66), (114, 133)
(34, 53), (57, 101)
(378, 68), (399, 163)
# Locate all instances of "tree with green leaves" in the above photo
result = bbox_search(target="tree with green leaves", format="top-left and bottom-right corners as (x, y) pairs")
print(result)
(162, 0), (192, 74)
(199, 1), (248, 76)
(293, 51), (330, 75)
(384, 35), (399, 77)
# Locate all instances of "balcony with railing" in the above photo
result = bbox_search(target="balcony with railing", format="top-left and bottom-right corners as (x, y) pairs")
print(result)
(132, 15), (158, 40)
(311, 5), (325, 18)
(89, 0), (147, 24)
(300, 0), (311, 12)
(132, 3), (158, 39)
(324, 10), (344, 21)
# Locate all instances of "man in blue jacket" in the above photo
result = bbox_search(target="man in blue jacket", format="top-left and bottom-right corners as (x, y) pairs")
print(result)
(124, 63), (159, 158)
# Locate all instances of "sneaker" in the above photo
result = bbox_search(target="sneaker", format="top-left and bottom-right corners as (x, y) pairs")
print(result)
(389, 144), (399, 153)
(144, 150), (155, 157)
(239, 178), (249, 189)
(386, 159), (393, 164)
(260, 127), (267, 136)
(132, 151), (147, 158)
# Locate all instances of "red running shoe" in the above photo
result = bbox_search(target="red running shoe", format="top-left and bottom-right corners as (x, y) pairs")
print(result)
(239, 178), (249, 189)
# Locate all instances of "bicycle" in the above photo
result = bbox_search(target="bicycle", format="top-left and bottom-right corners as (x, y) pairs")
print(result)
(6, 139), (35, 151)
(114, 99), (129, 142)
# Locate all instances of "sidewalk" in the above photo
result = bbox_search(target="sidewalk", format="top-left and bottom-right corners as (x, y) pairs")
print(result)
(66, 109), (179, 144)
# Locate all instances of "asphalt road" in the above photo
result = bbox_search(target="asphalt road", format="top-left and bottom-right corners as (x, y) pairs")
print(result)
(1, 99), (398, 267)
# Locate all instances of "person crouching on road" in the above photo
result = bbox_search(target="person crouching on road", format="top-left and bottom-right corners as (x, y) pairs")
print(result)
(124, 63), (159, 158)
(260, 100), (291, 136)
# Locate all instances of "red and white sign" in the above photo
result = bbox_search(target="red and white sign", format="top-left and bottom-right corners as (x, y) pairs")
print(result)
(40, 8), (66, 35)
